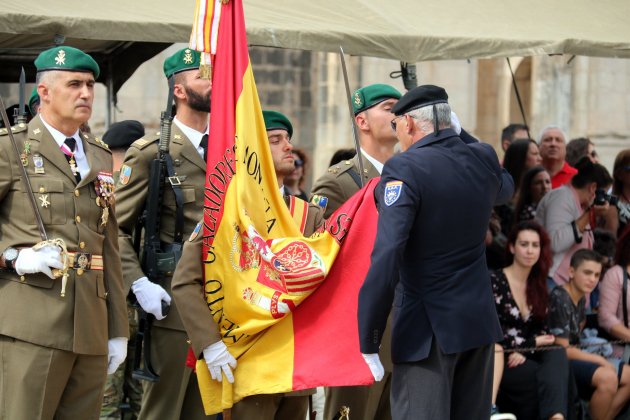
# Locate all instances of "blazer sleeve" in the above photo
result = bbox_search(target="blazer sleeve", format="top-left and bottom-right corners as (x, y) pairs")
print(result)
(358, 158), (420, 354)
(171, 231), (221, 356)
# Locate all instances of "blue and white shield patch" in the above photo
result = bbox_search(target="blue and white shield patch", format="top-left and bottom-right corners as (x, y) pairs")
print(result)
(384, 181), (403, 206)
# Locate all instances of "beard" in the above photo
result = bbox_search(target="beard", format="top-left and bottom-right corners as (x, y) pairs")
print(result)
(186, 86), (211, 113)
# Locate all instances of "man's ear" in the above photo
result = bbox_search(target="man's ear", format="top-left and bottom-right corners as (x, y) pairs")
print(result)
(568, 265), (575, 281)
(355, 113), (368, 130)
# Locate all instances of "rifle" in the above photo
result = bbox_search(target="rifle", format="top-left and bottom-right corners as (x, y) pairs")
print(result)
(131, 77), (176, 382)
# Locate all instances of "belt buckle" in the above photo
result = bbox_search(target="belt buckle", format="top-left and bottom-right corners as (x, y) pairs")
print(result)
(73, 252), (92, 270)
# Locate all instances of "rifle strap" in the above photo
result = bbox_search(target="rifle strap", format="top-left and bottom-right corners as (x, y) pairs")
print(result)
(347, 168), (363, 189)
(164, 153), (185, 244)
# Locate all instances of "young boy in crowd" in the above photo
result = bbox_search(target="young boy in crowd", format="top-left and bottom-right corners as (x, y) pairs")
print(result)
(549, 249), (630, 420)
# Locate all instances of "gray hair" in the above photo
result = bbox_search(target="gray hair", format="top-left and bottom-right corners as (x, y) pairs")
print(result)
(35, 70), (60, 87)
(537, 125), (567, 144)
(407, 103), (452, 132)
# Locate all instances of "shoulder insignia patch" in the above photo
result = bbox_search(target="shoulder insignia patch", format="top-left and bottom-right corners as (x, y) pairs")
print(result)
(310, 194), (328, 212)
(384, 180), (403, 206)
(189, 222), (202, 242)
(119, 165), (132, 185)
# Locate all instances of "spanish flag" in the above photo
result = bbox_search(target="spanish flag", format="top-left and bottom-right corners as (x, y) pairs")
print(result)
(192, 0), (376, 414)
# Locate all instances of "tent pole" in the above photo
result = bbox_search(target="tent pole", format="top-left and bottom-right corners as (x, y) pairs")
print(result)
(105, 58), (114, 130)
(506, 57), (530, 138)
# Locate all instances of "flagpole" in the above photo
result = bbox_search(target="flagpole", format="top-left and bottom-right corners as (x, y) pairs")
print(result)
(338, 46), (364, 187)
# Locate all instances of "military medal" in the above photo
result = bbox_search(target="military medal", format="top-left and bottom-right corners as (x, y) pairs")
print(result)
(33, 154), (45, 174)
(94, 172), (115, 227)
(20, 141), (31, 166)
(68, 155), (78, 176)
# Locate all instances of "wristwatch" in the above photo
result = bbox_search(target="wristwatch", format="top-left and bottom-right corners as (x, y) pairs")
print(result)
(3, 247), (19, 270)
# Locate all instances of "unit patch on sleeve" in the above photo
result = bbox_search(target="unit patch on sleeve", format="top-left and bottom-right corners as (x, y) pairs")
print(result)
(384, 180), (403, 206)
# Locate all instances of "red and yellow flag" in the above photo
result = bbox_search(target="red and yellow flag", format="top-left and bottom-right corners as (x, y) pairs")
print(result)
(192, 0), (376, 414)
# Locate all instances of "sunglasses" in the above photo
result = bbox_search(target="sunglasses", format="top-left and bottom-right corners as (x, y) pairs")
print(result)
(294, 159), (303, 167)
(624, 165), (630, 172)
(390, 115), (404, 131)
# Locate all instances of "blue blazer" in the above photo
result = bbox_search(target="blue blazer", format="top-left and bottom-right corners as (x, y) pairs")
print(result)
(358, 128), (513, 363)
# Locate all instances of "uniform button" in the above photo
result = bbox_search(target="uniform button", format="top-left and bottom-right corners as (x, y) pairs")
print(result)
(39, 187), (45, 193)
(79, 242), (86, 249)
(20, 275), (25, 282)
(105, 291), (109, 298)
(74, 190), (80, 197)
(77, 268), (84, 276)
(75, 215), (81, 223)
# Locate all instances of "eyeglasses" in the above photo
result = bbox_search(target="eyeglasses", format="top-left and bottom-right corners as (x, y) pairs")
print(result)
(390, 115), (404, 131)
(294, 159), (303, 167)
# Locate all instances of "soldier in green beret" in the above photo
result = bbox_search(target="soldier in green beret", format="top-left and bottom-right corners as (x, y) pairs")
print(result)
(0, 46), (129, 419)
(310, 83), (401, 420)
(115, 47), (215, 420)
(172, 110), (324, 420)
(29, 86), (41, 116)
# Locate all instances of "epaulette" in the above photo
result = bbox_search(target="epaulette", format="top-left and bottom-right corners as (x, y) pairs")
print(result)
(131, 134), (159, 150)
(83, 132), (111, 153)
(94, 136), (110, 150)
(0, 123), (28, 136)
(326, 160), (356, 178)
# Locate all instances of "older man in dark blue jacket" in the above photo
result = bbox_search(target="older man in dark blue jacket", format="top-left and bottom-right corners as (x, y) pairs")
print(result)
(358, 85), (513, 419)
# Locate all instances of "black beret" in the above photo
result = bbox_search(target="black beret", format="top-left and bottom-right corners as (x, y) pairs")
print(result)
(102, 120), (145, 149)
(391, 84), (448, 116)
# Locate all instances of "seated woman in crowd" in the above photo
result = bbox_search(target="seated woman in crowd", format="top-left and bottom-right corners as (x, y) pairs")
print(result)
(492, 221), (570, 420)
(515, 166), (552, 224)
(550, 249), (630, 420)
(598, 225), (630, 360)
(536, 157), (613, 287)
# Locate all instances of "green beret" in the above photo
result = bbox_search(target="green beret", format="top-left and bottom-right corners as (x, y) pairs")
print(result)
(163, 48), (202, 78)
(28, 87), (40, 116)
(34, 46), (100, 79)
(391, 84), (448, 116)
(262, 110), (293, 138)
(352, 84), (401, 115)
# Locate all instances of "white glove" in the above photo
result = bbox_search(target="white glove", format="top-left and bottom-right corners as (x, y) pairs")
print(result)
(107, 337), (128, 374)
(362, 353), (384, 381)
(131, 277), (171, 320)
(15, 244), (64, 279)
(450, 111), (462, 134)
(203, 341), (237, 383)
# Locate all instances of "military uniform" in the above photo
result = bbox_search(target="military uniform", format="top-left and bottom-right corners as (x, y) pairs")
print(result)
(100, 121), (146, 420)
(311, 153), (393, 420)
(115, 123), (213, 420)
(0, 116), (129, 418)
(311, 154), (380, 219)
(172, 196), (324, 420)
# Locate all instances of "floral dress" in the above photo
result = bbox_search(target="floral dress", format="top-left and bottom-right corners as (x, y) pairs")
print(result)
(491, 269), (548, 350)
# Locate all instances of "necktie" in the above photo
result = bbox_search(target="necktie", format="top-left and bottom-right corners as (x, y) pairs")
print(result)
(62, 137), (81, 183)
(200, 134), (209, 162)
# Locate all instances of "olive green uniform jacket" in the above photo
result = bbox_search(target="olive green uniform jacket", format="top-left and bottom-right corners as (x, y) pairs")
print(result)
(115, 124), (207, 332)
(0, 116), (129, 355)
(310, 154), (380, 219)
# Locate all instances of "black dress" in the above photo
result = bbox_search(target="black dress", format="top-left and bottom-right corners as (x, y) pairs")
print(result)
(492, 270), (572, 420)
